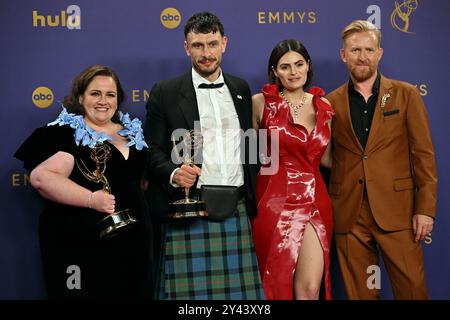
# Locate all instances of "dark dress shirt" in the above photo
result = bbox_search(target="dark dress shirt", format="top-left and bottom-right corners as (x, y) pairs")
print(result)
(348, 72), (381, 149)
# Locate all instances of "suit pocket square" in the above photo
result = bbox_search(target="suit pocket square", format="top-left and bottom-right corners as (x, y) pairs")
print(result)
(383, 109), (400, 116)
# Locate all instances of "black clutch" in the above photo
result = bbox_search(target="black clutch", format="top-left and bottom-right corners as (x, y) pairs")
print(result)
(200, 185), (240, 221)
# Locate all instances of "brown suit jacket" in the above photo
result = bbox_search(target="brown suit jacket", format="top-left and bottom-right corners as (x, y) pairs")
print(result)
(326, 75), (437, 233)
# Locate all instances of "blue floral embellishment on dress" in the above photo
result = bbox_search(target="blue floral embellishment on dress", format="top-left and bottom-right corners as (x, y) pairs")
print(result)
(47, 106), (148, 150)
(118, 112), (148, 150)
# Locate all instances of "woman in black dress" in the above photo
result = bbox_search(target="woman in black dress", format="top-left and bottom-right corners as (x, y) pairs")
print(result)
(15, 65), (153, 299)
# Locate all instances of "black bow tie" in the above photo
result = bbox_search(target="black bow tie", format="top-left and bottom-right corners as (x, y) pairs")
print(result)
(198, 82), (224, 89)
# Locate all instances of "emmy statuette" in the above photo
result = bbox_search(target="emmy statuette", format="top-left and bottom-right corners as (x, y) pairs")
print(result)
(169, 130), (207, 219)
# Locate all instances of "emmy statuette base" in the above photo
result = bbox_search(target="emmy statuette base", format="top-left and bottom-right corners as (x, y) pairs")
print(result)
(168, 199), (207, 219)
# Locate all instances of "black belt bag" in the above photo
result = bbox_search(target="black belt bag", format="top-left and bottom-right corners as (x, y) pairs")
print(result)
(200, 185), (244, 222)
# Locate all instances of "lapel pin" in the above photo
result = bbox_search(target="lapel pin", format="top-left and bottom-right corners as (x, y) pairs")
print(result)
(237, 95), (242, 100)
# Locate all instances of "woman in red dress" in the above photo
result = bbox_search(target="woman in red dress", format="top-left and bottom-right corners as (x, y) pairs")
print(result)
(252, 39), (334, 300)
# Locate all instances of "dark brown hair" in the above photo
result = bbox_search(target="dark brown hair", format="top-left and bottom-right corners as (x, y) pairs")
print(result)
(184, 12), (225, 38)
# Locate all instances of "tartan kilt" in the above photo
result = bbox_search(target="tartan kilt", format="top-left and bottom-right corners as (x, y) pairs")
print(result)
(157, 199), (264, 300)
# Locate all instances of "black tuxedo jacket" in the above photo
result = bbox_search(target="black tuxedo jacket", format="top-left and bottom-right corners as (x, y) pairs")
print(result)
(144, 71), (258, 222)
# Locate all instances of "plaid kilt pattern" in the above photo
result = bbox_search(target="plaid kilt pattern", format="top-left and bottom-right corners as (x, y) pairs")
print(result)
(158, 199), (264, 300)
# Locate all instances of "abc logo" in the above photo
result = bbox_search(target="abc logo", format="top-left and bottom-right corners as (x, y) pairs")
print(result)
(32, 86), (54, 108)
(160, 8), (181, 29)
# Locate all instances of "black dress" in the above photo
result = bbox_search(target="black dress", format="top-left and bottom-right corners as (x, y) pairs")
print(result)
(14, 124), (153, 299)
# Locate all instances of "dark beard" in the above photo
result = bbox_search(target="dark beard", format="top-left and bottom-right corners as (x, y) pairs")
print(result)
(194, 65), (218, 78)
(193, 57), (221, 78)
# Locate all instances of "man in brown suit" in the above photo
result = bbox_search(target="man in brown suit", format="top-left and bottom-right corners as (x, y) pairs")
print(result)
(326, 20), (437, 299)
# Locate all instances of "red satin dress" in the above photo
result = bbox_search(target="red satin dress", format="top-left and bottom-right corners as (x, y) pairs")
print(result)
(252, 84), (335, 300)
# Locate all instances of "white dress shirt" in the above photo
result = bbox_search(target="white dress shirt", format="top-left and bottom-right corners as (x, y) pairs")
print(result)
(192, 68), (244, 187)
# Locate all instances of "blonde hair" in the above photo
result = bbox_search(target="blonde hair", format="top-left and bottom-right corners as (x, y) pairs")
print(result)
(341, 20), (381, 47)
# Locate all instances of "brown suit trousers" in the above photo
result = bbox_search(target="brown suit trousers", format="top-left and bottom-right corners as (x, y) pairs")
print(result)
(334, 197), (428, 299)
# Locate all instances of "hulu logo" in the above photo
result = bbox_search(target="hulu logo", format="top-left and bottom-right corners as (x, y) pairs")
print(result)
(32, 5), (81, 29)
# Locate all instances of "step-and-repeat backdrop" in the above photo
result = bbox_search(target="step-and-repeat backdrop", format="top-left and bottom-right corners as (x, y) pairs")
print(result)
(1, 0), (449, 299)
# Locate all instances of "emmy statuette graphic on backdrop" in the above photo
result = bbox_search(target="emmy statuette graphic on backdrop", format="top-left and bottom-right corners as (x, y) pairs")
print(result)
(391, 0), (418, 34)
(76, 143), (136, 238)
(169, 130), (207, 219)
